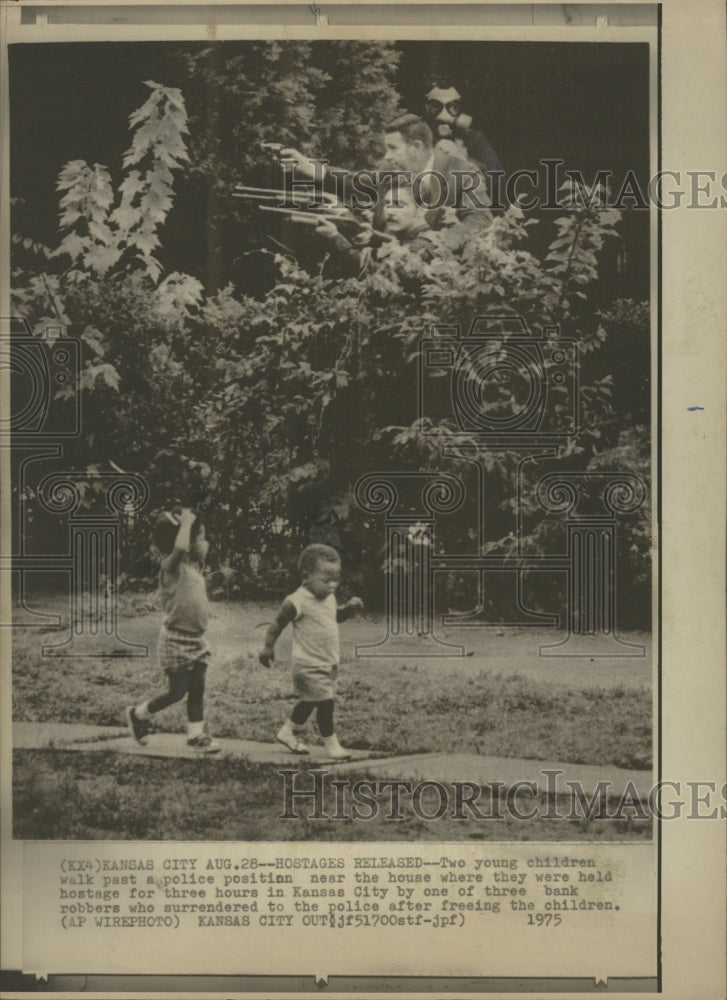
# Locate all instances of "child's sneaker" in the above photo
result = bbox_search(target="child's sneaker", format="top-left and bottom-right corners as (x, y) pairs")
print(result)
(323, 734), (351, 760)
(126, 706), (151, 745)
(276, 723), (309, 755)
(186, 733), (221, 754)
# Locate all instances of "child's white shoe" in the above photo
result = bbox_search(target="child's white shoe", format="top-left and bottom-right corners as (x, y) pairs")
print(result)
(323, 734), (351, 760)
(187, 733), (221, 754)
(277, 723), (309, 755)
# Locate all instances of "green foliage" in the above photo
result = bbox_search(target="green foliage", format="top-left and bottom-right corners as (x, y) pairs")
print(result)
(183, 41), (400, 180)
(12, 81), (191, 444)
(310, 42), (402, 169)
(52, 81), (189, 282)
(175, 41), (401, 286)
(11, 74), (651, 626)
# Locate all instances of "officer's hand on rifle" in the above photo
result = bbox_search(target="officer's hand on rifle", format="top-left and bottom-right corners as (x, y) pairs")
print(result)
(314, 218), (339, 239)
(350, 228), (374, 248)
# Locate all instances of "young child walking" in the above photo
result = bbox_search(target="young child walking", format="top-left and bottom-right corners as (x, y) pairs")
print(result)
(126, 507), (220, 753)
(259, 543), (363, 759)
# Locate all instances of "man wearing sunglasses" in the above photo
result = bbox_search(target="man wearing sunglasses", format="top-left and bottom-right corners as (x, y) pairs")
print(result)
(424, 82), (504, 191)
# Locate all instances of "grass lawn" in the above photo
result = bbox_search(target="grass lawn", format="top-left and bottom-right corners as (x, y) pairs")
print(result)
(12, 592), (653, 841)
(13, 750), (652, 842)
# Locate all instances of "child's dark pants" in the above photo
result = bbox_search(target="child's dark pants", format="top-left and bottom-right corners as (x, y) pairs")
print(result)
(291, 698), (334, 737)
(147, 662), (206, 722)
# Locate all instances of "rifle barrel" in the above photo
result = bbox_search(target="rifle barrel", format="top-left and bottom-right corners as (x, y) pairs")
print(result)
(233, 184), (339, 207)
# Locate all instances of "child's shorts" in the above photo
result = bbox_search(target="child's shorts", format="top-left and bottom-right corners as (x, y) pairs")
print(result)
(158, 626), (211, 673)
(292, 660), (338, 701)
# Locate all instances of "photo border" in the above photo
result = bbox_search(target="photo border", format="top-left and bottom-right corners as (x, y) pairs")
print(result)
(2, 2), (724, 998)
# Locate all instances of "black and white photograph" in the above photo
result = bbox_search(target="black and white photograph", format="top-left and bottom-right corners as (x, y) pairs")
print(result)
(8, 28), (655, 842)
(0, 2), (724, 997)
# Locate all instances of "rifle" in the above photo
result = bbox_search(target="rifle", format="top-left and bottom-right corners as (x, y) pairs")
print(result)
(232, 184), (341, 209)
(259, 202), (375, 234)
(234, 182), (391, 242)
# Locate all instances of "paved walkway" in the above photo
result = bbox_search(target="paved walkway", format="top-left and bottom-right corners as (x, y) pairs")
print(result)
(13, 722), (652, 800)
(12, 722), (384, 765)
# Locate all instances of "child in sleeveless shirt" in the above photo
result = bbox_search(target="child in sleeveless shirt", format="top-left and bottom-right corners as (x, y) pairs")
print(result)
(259, 544), (363, 759)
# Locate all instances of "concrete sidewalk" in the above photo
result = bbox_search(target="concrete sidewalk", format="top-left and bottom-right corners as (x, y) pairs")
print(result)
(12, 722), (652, 800)
(11, 722), (384, 765)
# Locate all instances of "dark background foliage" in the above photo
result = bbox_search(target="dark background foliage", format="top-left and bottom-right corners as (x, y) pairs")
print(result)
(9, 40), (652, 628)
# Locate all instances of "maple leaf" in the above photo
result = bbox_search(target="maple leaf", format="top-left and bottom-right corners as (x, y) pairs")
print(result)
(128, 229), (160, 257)
(155, 272), (204, 316)
(81, 325), (108, 357)
(51, 232), (86, 261)
(83, 244), (122, 277)
(80, 362), (121, 392)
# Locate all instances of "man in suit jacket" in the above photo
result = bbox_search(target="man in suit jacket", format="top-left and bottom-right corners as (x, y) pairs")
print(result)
(376, 113), (492, 233)
(279, 113), (492, 236)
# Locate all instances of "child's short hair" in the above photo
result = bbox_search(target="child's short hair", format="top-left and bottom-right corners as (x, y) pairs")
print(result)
(298, 544), (341, 576)
(153, 511), (202, 556)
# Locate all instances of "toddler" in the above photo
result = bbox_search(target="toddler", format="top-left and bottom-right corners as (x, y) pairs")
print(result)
(126, 507), (219, 753)
(260, 543), (362, 759)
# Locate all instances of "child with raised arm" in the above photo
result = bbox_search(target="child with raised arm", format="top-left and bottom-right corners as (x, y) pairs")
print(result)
(259, 543), (363, 760)
(126, 507), (220, 753)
